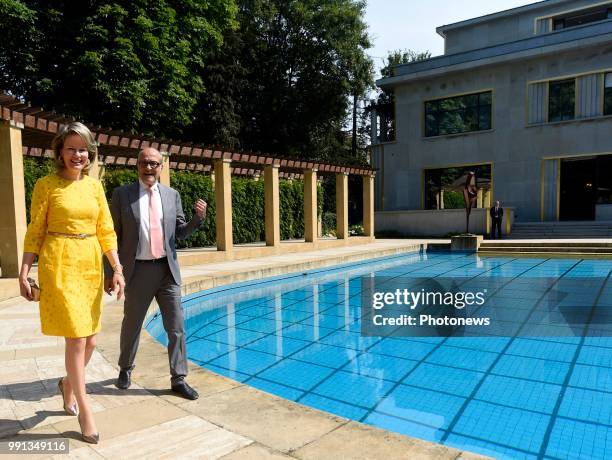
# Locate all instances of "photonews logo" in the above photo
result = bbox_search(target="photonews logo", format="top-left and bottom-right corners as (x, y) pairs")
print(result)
(360, 276), (496, 337)
(361, 275), (609, 338)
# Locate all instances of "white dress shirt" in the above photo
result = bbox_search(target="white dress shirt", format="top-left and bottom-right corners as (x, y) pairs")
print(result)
(136, 180), (166, 260)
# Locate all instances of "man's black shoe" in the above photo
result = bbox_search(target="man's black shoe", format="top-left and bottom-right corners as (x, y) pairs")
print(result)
(171, 380), (199, 400)
(116, 369), (131, 390)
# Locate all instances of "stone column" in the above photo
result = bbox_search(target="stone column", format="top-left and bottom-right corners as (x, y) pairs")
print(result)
(363, 175), (375, 238)
(214, 159), (233, 252)
(0, 120), (27, 277)
(542, 159), (560, 221)
(483, 188), (491, 208)
(159, 151), (170, 186)
(88, 155), (105, 180)
(88, 155), (100, 179)
(477, 188), (484, 208)
(336, 172), (349, 239)
(304, 168), (318, 243)
(264, 164), (280, 246)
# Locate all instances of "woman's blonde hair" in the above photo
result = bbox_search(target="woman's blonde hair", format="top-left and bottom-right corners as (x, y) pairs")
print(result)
(51, 122), (98, 175)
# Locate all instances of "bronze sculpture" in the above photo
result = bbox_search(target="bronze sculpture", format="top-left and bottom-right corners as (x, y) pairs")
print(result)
(462, 171), (478, 234)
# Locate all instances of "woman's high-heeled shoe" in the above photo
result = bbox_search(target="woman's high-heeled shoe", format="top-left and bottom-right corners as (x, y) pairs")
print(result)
(78, 413), (99, 444)
(57, 377), (78, 416)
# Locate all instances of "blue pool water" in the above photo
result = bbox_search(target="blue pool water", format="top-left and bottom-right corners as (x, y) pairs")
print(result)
(146, 252), (612, 459)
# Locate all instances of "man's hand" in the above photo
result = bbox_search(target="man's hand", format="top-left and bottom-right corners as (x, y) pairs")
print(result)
(113, 272), (125, 301)
(194, 199), (207, 219)
(104, 278), (114, 296)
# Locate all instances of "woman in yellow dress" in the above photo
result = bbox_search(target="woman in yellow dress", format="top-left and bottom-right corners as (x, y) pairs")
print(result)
(18, 122), (125, 444)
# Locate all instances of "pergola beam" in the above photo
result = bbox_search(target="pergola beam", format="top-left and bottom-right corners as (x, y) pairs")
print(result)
(1, 91), (375, 177)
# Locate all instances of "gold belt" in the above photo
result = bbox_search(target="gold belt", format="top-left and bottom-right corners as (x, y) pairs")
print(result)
(47, 231), (94, 239)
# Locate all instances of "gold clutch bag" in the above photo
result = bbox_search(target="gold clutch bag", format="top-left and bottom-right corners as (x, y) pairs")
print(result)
(27, 277), (40, 301)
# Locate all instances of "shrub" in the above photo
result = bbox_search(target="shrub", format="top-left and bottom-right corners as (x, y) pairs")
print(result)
(322, 212), (336, 236)
(22, 161), (328, 248)
(23, 157), (55, 222)
(102, 168), (323, 247)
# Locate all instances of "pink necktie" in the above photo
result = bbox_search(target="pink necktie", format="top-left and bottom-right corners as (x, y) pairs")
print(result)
(148, 187), (163, 258)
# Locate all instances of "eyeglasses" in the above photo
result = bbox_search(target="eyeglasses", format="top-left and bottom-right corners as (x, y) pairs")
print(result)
(138, 160), (161, 169)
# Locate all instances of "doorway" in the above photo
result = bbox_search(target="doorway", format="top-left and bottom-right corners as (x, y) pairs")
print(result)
(559, 157), (596, 220)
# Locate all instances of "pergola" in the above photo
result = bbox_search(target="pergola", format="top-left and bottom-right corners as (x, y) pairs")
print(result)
(0, 92), (376, 277)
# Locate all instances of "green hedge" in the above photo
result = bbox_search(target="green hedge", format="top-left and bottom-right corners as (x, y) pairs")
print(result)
(23, 157), (55, 222)
(23, 161), (336, 245)
(23, 162), (326, 247)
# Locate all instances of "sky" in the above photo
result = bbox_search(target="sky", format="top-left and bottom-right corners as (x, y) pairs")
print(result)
(364, 0), (542, 75)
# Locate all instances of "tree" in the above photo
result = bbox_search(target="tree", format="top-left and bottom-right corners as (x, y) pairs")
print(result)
(1, 0), (374, 166)
(368, 49), (431, 142)
(379, 49), (432, 79)
(0, 0), (238, 137)
(0, 0), (39, 95)
(191, 0), (374, 163)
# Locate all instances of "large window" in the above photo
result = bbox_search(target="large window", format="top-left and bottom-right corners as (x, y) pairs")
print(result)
(605, 73), (612, 116)
(424, 91), (492, 137)
(553, 6), (612, 31)
(424, 164), (492, 210)
(548, 79), (575, 122)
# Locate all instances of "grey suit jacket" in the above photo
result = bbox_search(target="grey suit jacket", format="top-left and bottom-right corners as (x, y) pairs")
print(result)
(104, 182), (202, 285)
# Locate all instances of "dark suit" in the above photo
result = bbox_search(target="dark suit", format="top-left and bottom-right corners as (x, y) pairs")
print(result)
(104, 182), (202, 381)
(489, 205), (504, 239)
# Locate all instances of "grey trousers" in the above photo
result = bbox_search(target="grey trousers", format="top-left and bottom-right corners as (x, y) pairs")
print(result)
(118, 259), (188, 382)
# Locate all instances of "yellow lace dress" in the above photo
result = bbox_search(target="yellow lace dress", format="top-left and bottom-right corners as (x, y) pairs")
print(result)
(23, 174), (117, 338)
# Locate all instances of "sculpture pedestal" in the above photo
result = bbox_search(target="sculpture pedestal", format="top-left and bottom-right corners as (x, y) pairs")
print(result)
(451, 234), (483, 252)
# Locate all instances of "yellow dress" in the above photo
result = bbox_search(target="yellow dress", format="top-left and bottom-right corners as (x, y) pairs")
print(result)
(23, 174), (117, 338)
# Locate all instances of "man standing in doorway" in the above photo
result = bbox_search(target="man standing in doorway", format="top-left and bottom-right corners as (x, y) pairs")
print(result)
(490, 200), (504, 239)
(104, 147), (207, 400)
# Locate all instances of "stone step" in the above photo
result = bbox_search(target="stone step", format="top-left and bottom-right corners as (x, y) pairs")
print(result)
(513, 220), (612, 226)
(479, 246), (612, 253)
(511, 221), (612, 239)
(509, 226), (612, 238)
(480, 241), (612, 248)
(512, 229), (612, 232)
(510, 234), (612, 239)
(510, 232), (612, 239)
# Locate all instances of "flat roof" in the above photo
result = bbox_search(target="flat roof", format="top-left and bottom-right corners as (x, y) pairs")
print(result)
(436, 0), (573, 37)
(378, 20), (612, 88)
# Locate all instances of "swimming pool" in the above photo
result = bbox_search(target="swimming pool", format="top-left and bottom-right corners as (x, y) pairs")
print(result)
(146, 252), (612, 459)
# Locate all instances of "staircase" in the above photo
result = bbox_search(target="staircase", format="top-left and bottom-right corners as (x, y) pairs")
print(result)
(479, 240), (612, 255)
(479, 221), (612, 255)
(508, 221), (612, 239)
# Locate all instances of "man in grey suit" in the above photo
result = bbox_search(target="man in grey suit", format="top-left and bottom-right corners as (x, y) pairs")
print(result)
(104, 147), (206, 400)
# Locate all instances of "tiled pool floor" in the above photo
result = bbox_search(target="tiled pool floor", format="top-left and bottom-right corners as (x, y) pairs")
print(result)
(147, 252), (612, 460)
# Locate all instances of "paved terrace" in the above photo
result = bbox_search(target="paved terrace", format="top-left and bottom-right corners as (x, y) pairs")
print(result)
(0, 239), (493, 460)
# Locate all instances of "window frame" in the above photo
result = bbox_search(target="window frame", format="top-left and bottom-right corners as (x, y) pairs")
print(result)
(551, 5), (612, 31)
(422, 163), (493, 210)
(423, 90), (493, 138)
(604, 72), (612, 116)
(548, 78), (576, 122)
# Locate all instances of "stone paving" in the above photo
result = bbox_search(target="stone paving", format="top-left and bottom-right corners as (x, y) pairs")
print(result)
(0, 240), (489, 459)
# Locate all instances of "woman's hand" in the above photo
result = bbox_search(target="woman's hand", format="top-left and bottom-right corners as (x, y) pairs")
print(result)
(19, 277), (33, 301)
(112, 272), (125, 301)
(19, 253), (36, 301)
